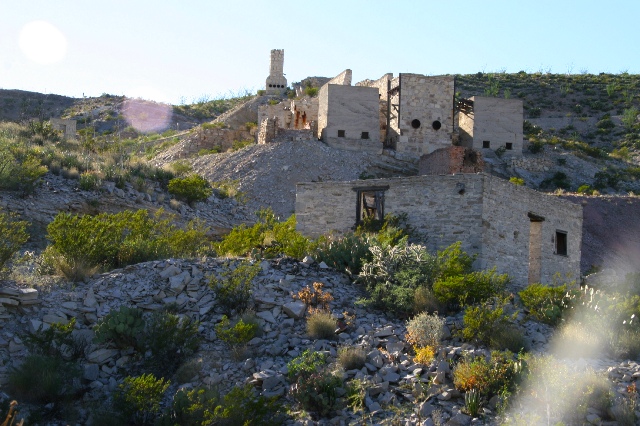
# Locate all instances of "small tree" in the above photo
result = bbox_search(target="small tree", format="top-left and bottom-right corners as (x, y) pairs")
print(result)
(168, 174), (212, 205)
(0, 212), (28, 271)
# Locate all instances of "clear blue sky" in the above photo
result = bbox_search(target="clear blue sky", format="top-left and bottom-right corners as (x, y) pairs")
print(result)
(1, 0), (638, 104)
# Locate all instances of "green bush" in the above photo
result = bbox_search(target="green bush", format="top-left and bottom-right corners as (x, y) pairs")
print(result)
(0, 212), (28, 271)
(519, 283), (569, 325)
(287, 350), (341, 417)
(167, 174), (212, 205)
(433, 267), (510, 308)
(314, 232), (372, 276)
(304, 87), (319, 97)
(337, 346), (367, 371)
(159, 387), (220, 426)
(209, 261), (260, 315)
(215, 208), (311, 259)
(215, 315), (256, 358)
(94, 306), (145, 350)
(0, 142), (47, 194)
(142, 311), (201, 376)
(206, 384), (284, 426)
(24, 317), (86, 360)
(45, 209), (209, 280)
(509, 177), (525, 186)
(461, 298), (524, 351)
(8, 354), (80, 404)
(115, 374), (170, 426)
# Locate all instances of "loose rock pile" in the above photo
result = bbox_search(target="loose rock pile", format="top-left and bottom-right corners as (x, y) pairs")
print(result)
(1, 256), (640, 424)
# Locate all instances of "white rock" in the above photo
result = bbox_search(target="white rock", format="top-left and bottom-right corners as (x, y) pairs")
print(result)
(283, 301), (306, 319)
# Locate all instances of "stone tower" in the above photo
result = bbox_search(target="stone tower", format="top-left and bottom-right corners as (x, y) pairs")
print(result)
(265, 49), (287, 95)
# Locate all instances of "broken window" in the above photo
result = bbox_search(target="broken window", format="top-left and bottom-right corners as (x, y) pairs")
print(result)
(338, 130), (346, 137)
(361, 132), (369, 139)
(483, 140), (491, 148)
(506, 142), (513, 150)
(555, 230), (568, 256)
(354, 187), (388, 224)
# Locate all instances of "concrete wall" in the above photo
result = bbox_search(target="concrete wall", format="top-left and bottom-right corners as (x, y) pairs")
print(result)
(296, 174), (582, 287)
(292, 98), (318, 130)
(480, 177), (582, 288)
(265, 49), (287, 95)
(324, 69), (352, 87)
(459, 96), (523, 156)
(50, 118), (76, 140)
(317, 84), (381, 152)
(394, 74), (454, 160)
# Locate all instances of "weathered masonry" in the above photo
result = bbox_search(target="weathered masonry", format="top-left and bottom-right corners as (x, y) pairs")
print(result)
(458, 96), (523, 156)
(265, 49), (287, 95)
(296, 174), (582, 287)
(50, 118), (76, 140)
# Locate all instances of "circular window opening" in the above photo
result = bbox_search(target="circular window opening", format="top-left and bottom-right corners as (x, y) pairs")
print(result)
(411, 119), (421, 129)
(432, 120), (442, 130)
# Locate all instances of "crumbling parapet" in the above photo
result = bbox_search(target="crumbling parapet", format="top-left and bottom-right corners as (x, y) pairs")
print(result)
(50, 118), (77, 140)
(419, 146), (485, 175)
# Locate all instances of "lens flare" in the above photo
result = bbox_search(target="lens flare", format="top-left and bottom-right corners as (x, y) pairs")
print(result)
(19, 20), (68, 65)
(122, 98), (172, 134)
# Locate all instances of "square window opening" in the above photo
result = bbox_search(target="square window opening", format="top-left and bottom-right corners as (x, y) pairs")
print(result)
(361, 132), (369, 139)
(506, 142), (513, 150)
(482, 140), (491, 148)
(555, 231), (568, 256)
(356, 190), (385, 224)
(338, 130), (346, 137)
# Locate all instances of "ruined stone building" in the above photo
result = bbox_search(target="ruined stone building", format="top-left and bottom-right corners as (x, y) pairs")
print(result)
(50, 118), (76, 140)
(458, 96), (524, 156)
(296, 173), (582, 288)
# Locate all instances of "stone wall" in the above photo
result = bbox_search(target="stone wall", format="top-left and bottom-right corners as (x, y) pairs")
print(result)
(265, 49), (287, 95)
(458, 96), (523, 156)
(324, 69), (352, 87)
(258, 103), (292, 129)
(50, 118), (77, 139)
(317, 84), (381, 152)
(296, 173), (582, 287)
(393, 74), (455, 161)
(258, 97), (318, 131)
(258, 117), (278, 144)
(480, 176), (582, 288)
(418, 146), (485, 175)
(175, 126), (254, 157)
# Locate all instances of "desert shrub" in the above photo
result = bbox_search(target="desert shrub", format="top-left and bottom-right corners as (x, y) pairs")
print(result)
(169, 159), (193, 176)
(509, 177), (525, 186)
(304, 87), (318, 97)
(287, 352), (342, 418)
(413, 345), (436, 365)
(209, 260), (260, 315)
(452, 351), (520, 399)
(528, 139), (545, 153)
(358, 241), (475, 316)
(433, 268), (510, 308)
(24, 318), (87, 361)
(295, 282), (333, 311)
(159, 387), (219, 426)
(314, 232), (372, 275)
(142, 311), (201, 376)
(45, 209), (209, 280)
(405, 311), (445, 348)
(115, 374), (170, 426)
(622, 106), (639, 130)
(94, 306), (145, 350)
(167, 174), (212, 205)
(215, 208), (311, 259)
(206, 384), (284, 426)
(0, 140), (47, 195)
(337, 346), (366, 370)
(231, 139), (253, 151)
(174, 358), (202, 384)
(461, 298), (522, 351)
(345, 378), (369, 414)
(0, 212), (28, 271)
(211, 178), (244, 201)
(8, 354), (80, 404)
(519, 283), (569, 325)
(306, 310), (337, 340)
(215, 315), (256, 359)
(78, 171), (101, 190)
